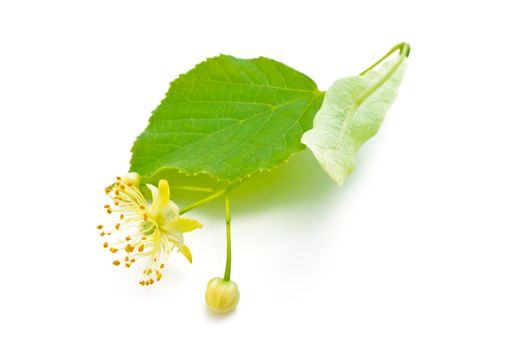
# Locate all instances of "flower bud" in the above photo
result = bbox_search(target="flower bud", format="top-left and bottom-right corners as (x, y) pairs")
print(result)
(205, 277), (240, 313)
(121, 172), (141, 188)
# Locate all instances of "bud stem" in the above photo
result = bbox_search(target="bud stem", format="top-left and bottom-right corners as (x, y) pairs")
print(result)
(223, 193), (232, 282)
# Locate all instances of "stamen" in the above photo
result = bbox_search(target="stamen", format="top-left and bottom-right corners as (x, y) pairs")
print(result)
(112, 260), (121, 266)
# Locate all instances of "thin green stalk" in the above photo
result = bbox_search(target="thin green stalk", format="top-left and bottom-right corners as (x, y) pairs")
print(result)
(179, 189), (226, 215)
(223, 193), (232, 281)
(359, 42), (410, 76)
(355, 42), (410, 105)
(172, 185), (216, 193)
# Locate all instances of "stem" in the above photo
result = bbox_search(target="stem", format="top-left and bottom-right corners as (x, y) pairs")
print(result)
(179, 189), (226, 215)
(359, 42), (410, 76)
(355, 42), (410, 105)
(223, 193), (232, 281)
(177, 178), (245, 215)
(172, 185), (216, 193)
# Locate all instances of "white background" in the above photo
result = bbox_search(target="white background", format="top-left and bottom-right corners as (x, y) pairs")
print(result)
(1, 0), (524, 349)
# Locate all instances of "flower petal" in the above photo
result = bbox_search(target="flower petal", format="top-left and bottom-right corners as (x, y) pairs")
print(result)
(158, 201), (180, 225)
(179, 245), (192, 263)
(164, 217), (203, 234)
(157, 180), (171, 209)
(167, 200), (180, 216)
(146, 184), (159, 206)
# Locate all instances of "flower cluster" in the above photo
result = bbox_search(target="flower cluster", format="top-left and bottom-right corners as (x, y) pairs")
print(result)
(98, 174), (202, 286)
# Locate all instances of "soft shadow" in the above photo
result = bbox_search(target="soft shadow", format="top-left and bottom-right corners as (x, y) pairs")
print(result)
(204, 304), (238, 320)
(146, 152), (338, 219)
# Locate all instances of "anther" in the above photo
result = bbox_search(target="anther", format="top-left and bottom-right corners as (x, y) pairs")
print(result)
(112, 260), (120, 266)
(97, 225), (103, 230)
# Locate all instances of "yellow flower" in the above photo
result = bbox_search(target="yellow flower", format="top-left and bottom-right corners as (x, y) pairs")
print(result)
(98, 174), (202, 286)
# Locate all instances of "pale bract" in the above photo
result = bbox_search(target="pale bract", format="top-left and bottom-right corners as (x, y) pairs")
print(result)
(302, 54), (408, 185)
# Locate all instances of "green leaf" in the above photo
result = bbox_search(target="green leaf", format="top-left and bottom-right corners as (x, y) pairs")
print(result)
(301, 43), (410, 185)
(130, 55), (324, 182)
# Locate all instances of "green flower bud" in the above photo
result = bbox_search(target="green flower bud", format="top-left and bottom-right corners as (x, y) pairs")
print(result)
(205, 277), (240, 313)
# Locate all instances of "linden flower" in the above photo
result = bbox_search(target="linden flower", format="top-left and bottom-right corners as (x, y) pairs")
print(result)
(98, 174), (203, 286)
